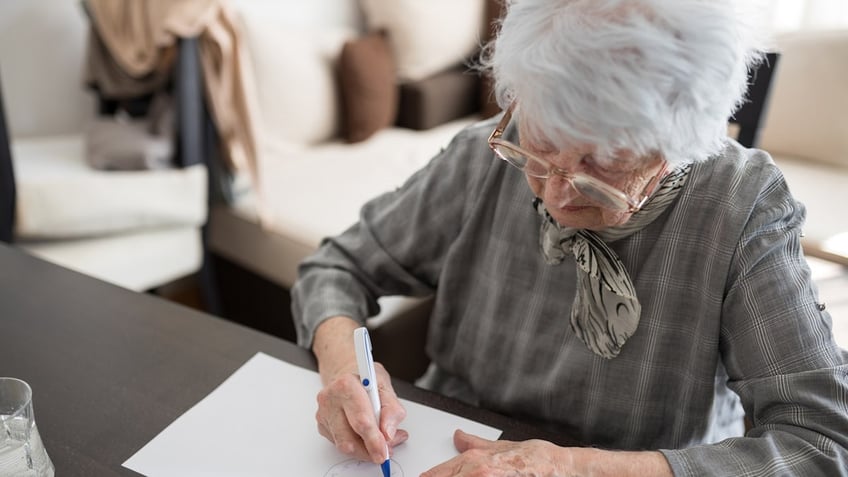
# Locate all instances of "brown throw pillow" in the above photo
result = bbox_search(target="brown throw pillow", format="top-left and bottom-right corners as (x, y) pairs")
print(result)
(338, 30), (398, 143)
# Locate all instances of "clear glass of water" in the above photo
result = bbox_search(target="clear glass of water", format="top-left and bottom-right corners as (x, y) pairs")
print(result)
(0, 378), (54, 477)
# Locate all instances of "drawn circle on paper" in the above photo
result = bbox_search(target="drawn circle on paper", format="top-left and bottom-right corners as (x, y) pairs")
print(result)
(323, 458), (404, 477)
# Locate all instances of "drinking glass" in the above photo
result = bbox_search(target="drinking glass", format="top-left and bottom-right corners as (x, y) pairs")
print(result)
(0, 378), (54, 476)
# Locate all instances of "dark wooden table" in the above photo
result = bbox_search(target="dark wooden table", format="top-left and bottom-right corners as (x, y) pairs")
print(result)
(0, 244), (575, 476)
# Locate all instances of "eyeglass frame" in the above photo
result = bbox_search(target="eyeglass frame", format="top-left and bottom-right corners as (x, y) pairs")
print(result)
(487, 101), (668, 213)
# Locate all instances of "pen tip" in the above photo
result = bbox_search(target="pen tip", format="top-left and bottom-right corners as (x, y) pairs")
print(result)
(381, 459), (391, 477)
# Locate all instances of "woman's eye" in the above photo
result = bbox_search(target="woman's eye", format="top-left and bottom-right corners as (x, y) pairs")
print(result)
(532, 144), (557, 156)
(582, 154), (609, 170)
(583, 155), (626, 177)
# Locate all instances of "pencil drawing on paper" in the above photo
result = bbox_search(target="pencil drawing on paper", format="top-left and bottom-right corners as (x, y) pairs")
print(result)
(324, 458), (404, 476)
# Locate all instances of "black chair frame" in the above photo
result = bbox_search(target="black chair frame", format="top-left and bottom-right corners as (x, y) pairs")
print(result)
(0, 72), (14, 244)
(731, 51), (780, 148)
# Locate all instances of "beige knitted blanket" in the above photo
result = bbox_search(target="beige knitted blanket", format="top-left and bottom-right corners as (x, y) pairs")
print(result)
(84, 0), (260, 179)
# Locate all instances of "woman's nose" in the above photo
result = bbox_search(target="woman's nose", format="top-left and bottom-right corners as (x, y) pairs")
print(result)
(543, 173), (582, 208)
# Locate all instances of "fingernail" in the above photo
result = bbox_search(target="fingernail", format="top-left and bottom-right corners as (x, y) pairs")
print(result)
(386, 424), (396, 440)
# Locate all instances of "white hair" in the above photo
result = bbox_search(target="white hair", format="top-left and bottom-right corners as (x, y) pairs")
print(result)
(481, 0), (771, 164)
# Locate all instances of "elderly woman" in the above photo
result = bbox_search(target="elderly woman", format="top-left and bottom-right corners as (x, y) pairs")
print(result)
(291, 0), (848, 475)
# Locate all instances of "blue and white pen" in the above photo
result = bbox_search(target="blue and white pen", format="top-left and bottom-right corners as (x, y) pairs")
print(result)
(353, 326), (391, 477)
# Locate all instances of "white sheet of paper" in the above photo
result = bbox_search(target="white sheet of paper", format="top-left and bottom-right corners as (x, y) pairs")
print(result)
(123, 352), (502, 476)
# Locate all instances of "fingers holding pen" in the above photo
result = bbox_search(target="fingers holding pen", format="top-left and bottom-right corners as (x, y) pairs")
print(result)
(316, 371), (373, 460)
(343, 391), (392, 463)
(316, 368), (407, 463)
(374, 362), (407, 441)
(346, 362), (409, 463)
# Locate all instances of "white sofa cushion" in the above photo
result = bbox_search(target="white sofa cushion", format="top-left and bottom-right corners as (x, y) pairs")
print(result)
(256, 118), (475, 252)
(12, 135), (207, 239)
(359, 0), (486, 82)
(236, 7), (356, 145)
(230, 0), (363, 31)
(210, 117), (476, 288)
(0, 0), (95, 138)
(760, 30), (848, 169)
(20, 226), (202, 292)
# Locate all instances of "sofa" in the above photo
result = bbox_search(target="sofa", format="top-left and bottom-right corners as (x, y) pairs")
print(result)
(758, 29), (848, 266)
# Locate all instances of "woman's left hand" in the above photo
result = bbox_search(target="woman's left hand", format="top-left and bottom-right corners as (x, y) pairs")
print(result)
(421, 429), (674, 477)
(420, 429), (571, 477)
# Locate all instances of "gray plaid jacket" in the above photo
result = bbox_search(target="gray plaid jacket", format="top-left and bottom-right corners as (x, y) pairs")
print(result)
(292, 117), (848, 476)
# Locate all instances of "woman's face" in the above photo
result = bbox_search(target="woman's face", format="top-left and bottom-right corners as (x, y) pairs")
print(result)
(519, 125), (665, 230)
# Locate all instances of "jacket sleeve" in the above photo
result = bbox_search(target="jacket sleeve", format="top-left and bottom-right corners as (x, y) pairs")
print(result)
(661, 154), (848, 475)
(290, 124), (495, 348)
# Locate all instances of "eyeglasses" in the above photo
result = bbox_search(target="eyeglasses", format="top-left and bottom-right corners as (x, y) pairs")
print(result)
(487, 102), (668, 213)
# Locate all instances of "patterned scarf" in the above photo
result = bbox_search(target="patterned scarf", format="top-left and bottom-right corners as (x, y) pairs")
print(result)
(535, 164), (691, 359)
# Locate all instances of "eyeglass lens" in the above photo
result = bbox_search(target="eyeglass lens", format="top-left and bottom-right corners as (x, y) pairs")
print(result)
(493, 143), (630, 210)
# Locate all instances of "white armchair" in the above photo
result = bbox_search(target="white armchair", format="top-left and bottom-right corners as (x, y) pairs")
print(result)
(0, 0), (208, 292)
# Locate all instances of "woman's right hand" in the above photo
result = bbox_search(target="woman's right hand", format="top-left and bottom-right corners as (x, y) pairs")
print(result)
(316, 360), (408, 463)
(312, 316), (409, 464)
